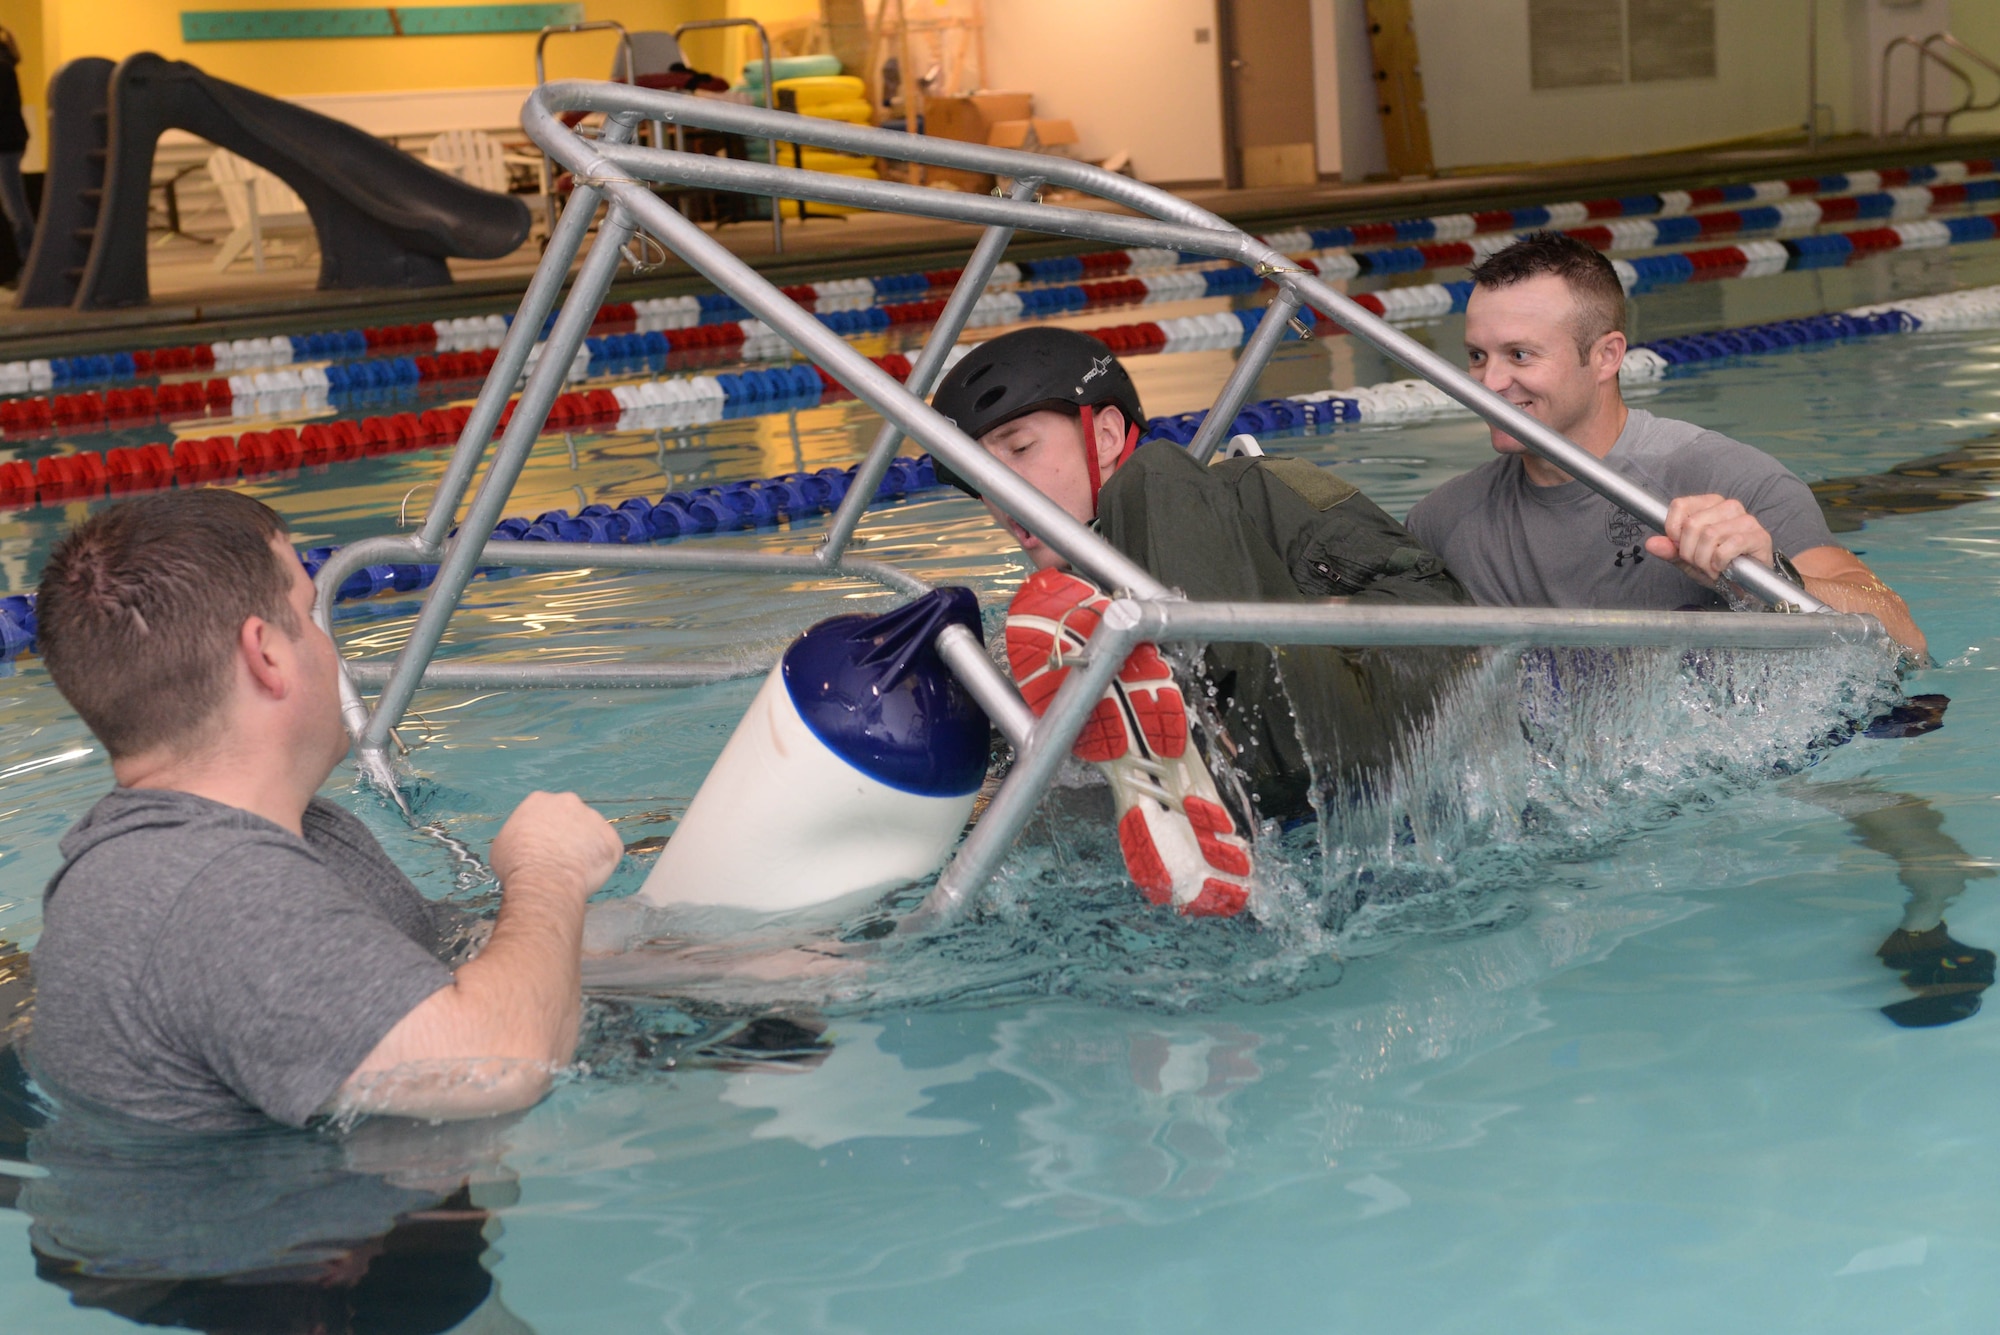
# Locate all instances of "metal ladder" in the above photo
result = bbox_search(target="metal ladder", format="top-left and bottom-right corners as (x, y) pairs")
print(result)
(311, 80), (1879, 928)
(1880, 32), (2000, 138)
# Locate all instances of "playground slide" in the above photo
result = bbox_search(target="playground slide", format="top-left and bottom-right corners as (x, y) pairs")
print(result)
(21, 53), (533, 309)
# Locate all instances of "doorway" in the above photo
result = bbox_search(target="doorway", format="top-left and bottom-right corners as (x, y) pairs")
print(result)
(1217, 0), (1319, 189)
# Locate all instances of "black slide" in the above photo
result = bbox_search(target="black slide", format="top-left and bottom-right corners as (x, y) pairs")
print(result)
(21, 52), (532, 309)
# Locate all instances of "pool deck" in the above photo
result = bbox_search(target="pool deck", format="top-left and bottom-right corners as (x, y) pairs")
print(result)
(5, 130), (2000, 360)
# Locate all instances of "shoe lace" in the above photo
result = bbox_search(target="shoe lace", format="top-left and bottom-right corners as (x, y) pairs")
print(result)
(1043, 603), (1098, 673)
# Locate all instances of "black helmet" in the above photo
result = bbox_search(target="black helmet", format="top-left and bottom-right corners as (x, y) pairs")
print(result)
(928, 327), (1146, 498)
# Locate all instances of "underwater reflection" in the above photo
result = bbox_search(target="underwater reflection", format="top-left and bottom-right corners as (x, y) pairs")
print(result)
(0, 1042), (528, 1335)
(493, 885), (1684, 1332)
(982, 885), (1678, 1227)
(1812, 428), (2000, 532)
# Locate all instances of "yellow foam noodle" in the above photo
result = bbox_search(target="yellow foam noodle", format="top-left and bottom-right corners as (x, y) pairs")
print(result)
(773, 145), (882, 176)
(779, 153), (880, 214)
(805, 99), (875, 125)
(774, 75), (868, 111)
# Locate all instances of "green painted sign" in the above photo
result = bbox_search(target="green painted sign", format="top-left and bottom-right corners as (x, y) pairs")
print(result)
(181, 5), (587, 42)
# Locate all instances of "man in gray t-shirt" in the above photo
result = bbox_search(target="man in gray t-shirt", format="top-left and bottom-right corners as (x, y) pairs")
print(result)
(33, 791), (471, 1131)
(1406, 235), (1990, 1029)
(1404, 232), (1924, 654)
(1409, 407), (1838, 612)
(29, 490), (625, 1130)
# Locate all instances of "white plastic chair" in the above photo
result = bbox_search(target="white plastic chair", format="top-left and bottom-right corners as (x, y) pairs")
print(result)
(425, 128), (512, 194)
(206, 149), (315, 273)
(612, 31), (687, 81)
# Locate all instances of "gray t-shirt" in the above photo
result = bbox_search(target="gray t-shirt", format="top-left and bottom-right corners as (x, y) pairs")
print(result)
(28, 789), (465, 1131)
(1405, 408), (1838, 611)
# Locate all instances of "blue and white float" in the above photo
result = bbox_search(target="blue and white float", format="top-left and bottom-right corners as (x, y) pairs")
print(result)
(633, 587), (992, 915)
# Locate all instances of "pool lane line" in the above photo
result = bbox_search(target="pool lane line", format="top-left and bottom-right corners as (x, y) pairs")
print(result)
(13, 197), (2000, 475)
(8, 278), (2000, 664)
(6, 156), (2000, 403)
(8, 267), (2000, 519)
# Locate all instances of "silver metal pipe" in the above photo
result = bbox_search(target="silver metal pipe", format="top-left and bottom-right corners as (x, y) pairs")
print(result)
(477, 540), (931, 595)
(532, 80), (1239, 233)
(1136, 600), (1889, 651)
(346, 660), (767, 690)
(526, 86), (1818, 614)
(934, 622), (1036, 750)
(909, 606), (1146, 930)
(820, 176), (1043, 563)
(593, 141), (1252, 255)
(360, 204), (639, 757)
(418, 157), (617, 551)
(316, 536), (924, 742)
(1188, 288), (1303, 465)
(312, 534), (436, 772)
(524, 110), (1167, 599)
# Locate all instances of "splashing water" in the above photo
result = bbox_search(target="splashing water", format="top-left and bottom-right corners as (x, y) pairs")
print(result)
(581, 637), (1903, 1044)
(1302, 638), (1904, 955)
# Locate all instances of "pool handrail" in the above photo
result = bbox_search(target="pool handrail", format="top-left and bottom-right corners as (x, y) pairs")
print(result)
(312, 79), (1878, 926)
(668, 16), (784, 256)
(533, 20), (636, 242)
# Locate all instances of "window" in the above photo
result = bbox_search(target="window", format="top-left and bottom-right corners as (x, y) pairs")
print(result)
(1529, 0), (1716, 90)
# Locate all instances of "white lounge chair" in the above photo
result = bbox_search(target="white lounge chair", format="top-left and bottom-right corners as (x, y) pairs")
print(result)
(206, 149), (315, 273)
(425, 128), (511, 194)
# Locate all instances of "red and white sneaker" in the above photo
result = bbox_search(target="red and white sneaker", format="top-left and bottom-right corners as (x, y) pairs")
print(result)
(1005, 567), (1254, 918)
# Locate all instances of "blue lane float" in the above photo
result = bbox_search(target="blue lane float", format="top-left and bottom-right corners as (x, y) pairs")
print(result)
(1633, 309), (1917, 368)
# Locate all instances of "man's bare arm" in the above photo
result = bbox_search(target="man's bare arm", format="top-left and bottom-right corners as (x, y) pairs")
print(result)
(1644, 494), (1926, 655)
(1790, 545), (1926, 658)
(333, 791), (622, 1121)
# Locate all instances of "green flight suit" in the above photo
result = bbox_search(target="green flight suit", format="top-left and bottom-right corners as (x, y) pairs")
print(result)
(1095, 441), (1474, 821)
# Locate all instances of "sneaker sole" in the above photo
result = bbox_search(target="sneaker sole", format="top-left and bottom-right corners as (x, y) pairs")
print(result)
(1007, 568), (1252, 917)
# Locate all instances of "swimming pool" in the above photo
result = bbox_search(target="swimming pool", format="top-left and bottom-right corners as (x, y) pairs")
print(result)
(4, 238), (2000, 1330)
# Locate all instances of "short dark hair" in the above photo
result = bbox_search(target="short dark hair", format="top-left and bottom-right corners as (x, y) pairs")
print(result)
(1469, 230), (1626, 360)
(37, 490), (297, 760)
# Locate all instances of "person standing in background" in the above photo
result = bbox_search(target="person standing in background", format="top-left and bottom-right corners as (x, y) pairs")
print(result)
(0, 25), (35, 271)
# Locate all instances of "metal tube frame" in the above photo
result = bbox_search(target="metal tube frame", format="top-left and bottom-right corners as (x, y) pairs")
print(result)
(316, 80), (1881, 925)
(534, 21), (636, 241)
(1188, 286), (1303, 465)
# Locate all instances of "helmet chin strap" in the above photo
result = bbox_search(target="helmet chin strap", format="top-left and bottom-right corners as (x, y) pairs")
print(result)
(1081, 405), (1143, 517)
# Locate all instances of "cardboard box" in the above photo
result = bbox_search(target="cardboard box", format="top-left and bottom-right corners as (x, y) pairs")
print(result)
(926, 92), (1035, 145)
(876, 156), (989, 194)
(913, 92), (1039, 193)
(984, 118), (1078, 153)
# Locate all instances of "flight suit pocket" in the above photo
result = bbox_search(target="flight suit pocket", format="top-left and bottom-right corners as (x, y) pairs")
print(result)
(1292, 533), (1446, 596)
(1262, 458), (1358, 511)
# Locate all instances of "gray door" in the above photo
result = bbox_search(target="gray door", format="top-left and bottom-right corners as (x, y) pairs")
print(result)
(1219, 0), (1319, 188)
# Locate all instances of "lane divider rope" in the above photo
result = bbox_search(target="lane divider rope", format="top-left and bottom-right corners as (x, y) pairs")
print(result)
(6, 280), (1999, 664)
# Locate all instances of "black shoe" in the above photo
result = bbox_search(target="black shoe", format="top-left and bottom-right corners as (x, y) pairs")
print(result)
(1882, 992), (1983, 1028)
(1864, 694), (1951, 740)
(1877, 923), (1994, 1028)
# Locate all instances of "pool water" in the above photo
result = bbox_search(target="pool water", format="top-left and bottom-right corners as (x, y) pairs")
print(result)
(5, 265), (2000, 1330)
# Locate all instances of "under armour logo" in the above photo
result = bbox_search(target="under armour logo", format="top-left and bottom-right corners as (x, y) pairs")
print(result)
(1612, 544), (1645, 568)
(1079, 355), (1113, 386)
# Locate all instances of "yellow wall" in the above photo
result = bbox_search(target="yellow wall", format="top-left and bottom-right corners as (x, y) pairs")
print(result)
(0, 2), (844, 168)
(25, 0), (748, 101)
(716, 0), (818, 84)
